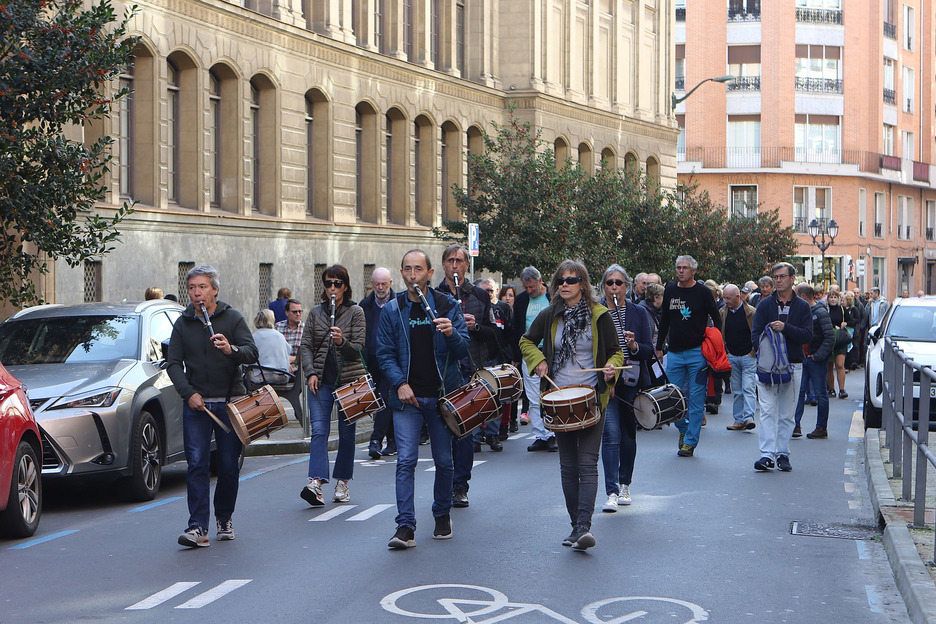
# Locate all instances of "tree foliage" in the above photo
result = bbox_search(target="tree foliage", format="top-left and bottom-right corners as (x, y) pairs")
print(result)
(0, 0), (137, 306)
(436, 107), (797, 286)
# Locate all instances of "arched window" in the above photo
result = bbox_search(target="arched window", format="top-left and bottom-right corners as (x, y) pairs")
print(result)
(467, 125), (483, 157)
(208, 64), (240, 213)
(117, 59), (134, 199)
(166, 60), (180, 204)
(249, 74), (276, 216)
(554, 137), (570, 169)
(386, 108), (408, 225)
(646, 156), (661, 193)
(355, 101), (379, 222)
(624, 151), (640, 177)
(306, 89), (329, 220)
(115, 43), (156, 205)
(414, 115), (435, 226)
(600, 147), (616, 170)
(441, 121), (462, 222)
(578, 142), (593, 173)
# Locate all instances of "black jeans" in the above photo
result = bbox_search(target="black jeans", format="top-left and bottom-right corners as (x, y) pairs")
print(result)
(555, 412), (605, 530)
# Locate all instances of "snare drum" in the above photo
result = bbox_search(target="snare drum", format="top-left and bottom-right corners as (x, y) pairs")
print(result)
(633, 384), (686, 430)
(472, 364), (523, 404)
(226, 385), (289, 445)
(438, 380), (500, 439)
(540, 385), (600, 432)
(334, 374), (385, 424)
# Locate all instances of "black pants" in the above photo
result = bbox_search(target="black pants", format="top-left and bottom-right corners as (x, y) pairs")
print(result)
(368, 372), (395, 449)
(556, 412), (605, 530)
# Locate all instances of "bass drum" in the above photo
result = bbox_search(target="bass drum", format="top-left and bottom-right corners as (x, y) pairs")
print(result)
(633, 384), (686, 430)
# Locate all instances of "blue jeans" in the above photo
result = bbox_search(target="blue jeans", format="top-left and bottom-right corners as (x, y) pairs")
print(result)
(393, 398), (454, 529)
(602, 385), (639, 495)
(727, 353), (757, 424)
(794, 356), (830, 429)
(667, 347), (707, 448)
(182, 402), (242, 530)
(307, 385), (356, 481)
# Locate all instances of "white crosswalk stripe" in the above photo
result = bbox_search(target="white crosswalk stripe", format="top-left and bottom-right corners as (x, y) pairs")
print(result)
(346, 503), (394, 521)
(126, 582), (200, 610)
(309, 505), (359, 521)
(175, 580), (252, 609)
(427, 460), (485, 472)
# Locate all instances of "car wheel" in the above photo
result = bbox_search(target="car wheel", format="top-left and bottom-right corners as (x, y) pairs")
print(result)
(863, 383), (882, 429)
(119, 411), (162, 501)
(0, 440), (42, 538)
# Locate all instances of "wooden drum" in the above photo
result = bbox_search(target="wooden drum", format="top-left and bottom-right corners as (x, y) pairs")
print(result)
(540, 385), (600, 432)
(226, 385), (289, 445)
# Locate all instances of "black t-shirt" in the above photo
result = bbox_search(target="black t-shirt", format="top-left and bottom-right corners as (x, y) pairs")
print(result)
(408, 303), (441, 397)
(724, 306), (752, 356)
(656, 281), (722, 353)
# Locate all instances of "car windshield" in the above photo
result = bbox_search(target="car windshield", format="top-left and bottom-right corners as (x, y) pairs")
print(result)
(886, 306), (936, 342)
(0, 315), (140, 364)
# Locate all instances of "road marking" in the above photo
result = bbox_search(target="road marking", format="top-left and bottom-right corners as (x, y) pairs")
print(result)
(347, 504), (394, 521)
(310, 505), (359, 521)
(509, 433), (533, 440)
(865, 585), (883, 613)
(175, 579), (252, 609)
(128, 496), (184, 512)
(126, 582), (200, 610)
(427, 460), (485, 472)
(239, 471), (264, 482)
(8, 529), (79, 550)
(855, 540), (871, 560)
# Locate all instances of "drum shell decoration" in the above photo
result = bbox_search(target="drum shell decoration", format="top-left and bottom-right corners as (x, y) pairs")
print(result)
(438, 379), (500, 439)
(226, 385), (289, 445)
(334, 374), (386, 424)
(540, 385), (600, 432)
(471, 364), (523, 404)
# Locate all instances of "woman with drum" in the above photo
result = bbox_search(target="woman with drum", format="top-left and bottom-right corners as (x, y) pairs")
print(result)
(298, 265), (367, 506)
(519, 260), (623, 551)
(599, 266), (654, 513)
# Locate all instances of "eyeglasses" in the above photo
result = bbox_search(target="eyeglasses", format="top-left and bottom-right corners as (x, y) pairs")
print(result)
(323, 279), (344, 288)
(771, 273), (791, 280)
(557, 276), (583, 285)
(605, 279), (625, 287)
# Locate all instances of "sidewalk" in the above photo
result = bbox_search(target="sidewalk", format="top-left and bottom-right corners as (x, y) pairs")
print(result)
(242, 416), (375, 457)
(865, 425), (936, 624)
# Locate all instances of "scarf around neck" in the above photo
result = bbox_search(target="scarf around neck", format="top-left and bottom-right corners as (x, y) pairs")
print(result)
(554, 299), (591, 372)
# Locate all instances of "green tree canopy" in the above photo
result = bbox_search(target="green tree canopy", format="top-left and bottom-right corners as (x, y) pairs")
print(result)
(436, 107), (796, 287)
(0, 0), (137, 306)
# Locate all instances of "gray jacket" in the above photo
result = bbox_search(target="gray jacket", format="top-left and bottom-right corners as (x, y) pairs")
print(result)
(298, 301), (367, 386)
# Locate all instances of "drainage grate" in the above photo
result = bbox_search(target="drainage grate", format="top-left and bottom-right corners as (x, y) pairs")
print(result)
(791, 521), (880, 540)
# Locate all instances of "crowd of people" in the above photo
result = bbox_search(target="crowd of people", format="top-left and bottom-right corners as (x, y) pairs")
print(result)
(157, 254), (892, 553)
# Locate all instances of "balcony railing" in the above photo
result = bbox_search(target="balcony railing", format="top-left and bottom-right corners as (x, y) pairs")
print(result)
(675, 76), (685, 91)
(881, 154), (901, 170)
(676, 147), (933, 177)
(727, 8), (760, 22)
(676, 7), (685, 21)
(898, 225), (912, 240)
(793, 217), (808, 233)
(883, 88), (895, 105)
(874, 223), (883, 237)
(795, 7), (843, 24)
(913, 161), (930, 182)
(794, 76), (843, 94)
(884, 22), (896, 39)
(926, 227), (934, 241)
(727, 76), (761, 91)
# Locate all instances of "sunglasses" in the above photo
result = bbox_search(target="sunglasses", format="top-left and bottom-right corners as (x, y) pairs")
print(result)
(557, 276), (583, 285)
(605, 279), (625, 287)
(323, 279), (344, 288)
(289, 309), (303, 314)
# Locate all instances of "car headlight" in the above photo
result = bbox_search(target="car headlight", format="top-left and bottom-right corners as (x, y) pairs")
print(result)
(49, 388), (122, 410)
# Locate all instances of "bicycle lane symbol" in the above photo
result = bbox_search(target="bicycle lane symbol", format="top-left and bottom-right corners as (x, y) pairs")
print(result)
(380, 584), (709, 624)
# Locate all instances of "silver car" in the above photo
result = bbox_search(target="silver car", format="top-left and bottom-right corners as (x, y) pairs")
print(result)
(0, 301), (185, 501)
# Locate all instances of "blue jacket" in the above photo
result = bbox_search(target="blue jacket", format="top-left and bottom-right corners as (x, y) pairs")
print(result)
(376, 288), (470, 410)
(751, 293), (813, 363)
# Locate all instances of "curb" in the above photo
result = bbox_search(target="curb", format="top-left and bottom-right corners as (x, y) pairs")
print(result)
(243, 422), (375, 457)
(865, 428), (936, 624)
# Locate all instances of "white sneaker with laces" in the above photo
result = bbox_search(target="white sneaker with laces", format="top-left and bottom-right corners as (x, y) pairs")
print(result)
(601, 492), (618, 513)
(617, 484), (632, 506)
(333, 479), (350, 503)
(216, 519), (235, 541)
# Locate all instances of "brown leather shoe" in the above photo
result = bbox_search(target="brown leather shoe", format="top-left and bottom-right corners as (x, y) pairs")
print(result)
(806, 427), (828, 439)
(726, 422), (747, 431)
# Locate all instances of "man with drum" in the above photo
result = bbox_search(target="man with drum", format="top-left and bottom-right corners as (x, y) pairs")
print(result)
(513, 266), (556, 451)
(167, 265), (258, 548)
(654, 255), (721, 458)
(437, 245), (499, 508)
(377, 250), (469, 549)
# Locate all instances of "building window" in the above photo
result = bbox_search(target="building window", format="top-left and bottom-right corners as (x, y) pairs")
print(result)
(883, 58), (895, 105)
(883, 124), (895, 156)
(926, 201), (935, 242)
(258, 263), (272, 311)
(356, 107), (364, 221)
(730, 186), (758, 218)
(874, 192), (885, 238)
(306, 96), (315, 217)
(903, 4), (914, 50)
(897, 196), (913, 240)
(794, 115), (840, 163)
(375, 0), (385, 53)
(441, 121), (461, 223)
(675, 44), (685, 91)
(431, 0), (440, 67)
(84, 260), (102, 303)
(793, 186), (832, 233)
(167, 60), (180, 203)
(386, 108), (408, 225)
(858, 189), (866, 238)
(415, 115), (434, 226)
(794, 45), (842, 93)
(727, 116), (760, 167)
(403, 0), (414, 60)
(676, 115), (685, 161)
(117, 59), (134, 199)
(902, 66), (914, 112)
(208, 70), (221, 207)
(456, 0), (465, 74)
(728, 0), (761, 21)
(578, 143), (593, 173)
(249, 82), (261, 213)
(901, 130), (914, 161)
(872, 257), (885, 290)
(727, 45), (761, 92)
(355, 102), (378, 223)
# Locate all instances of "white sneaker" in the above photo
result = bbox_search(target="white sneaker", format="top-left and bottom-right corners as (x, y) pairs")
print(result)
(300, 478), (324, 506)
(601, 493), (618, 513)
(618, 484), (631, 506)
(333, 479), (350, 503)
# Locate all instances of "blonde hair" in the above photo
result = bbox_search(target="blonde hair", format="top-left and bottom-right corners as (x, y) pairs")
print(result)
(144, 287), (163, 300)
(254, 309), (276, 329)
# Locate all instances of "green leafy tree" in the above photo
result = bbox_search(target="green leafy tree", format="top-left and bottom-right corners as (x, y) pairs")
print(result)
(0, 0), (137, 306)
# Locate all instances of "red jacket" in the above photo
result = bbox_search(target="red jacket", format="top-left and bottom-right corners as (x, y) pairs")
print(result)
(702, 326), (732, 373)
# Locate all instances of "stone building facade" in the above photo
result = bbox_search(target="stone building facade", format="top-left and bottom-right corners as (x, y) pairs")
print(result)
(10, 0), (677, 319)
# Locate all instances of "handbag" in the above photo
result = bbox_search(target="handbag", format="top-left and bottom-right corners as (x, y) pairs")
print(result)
(243, 364), (294, 391)
(833, 327), (852, 350)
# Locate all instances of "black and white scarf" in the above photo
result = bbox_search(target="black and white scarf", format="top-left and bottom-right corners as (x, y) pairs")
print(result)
(554, 299), (591, 372)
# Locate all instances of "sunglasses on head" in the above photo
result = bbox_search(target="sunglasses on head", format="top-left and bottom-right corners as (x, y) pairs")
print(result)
(557, 276), (583, 285)
(324, 279), (344, 288)
(605, 279), (625, 287)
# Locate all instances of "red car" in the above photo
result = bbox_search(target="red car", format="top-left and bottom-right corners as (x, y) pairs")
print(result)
(0, 361), (41, 538)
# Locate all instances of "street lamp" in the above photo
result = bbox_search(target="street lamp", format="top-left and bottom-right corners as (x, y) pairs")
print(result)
(807, 218), (839, 288)
(672, 75), (736, 110)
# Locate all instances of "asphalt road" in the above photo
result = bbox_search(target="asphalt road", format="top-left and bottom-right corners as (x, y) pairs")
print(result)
(0, 373), (912, 623)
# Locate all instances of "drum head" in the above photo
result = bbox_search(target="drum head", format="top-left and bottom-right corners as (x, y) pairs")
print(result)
(542, 386), (594, 403)
(632, 393), (659, 430)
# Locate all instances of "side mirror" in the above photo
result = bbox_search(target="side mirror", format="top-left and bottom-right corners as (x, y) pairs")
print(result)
(868, 325), (881, 345)
(161, 339), (170, 361)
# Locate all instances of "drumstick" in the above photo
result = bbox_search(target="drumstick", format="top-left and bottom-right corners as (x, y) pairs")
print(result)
(542, 374), (561, 391)
(569, 366), (633, 373)
(200, 406), (231, 434)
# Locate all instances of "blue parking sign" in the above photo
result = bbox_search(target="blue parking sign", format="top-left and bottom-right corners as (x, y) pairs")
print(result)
(468, 223), (479, 257)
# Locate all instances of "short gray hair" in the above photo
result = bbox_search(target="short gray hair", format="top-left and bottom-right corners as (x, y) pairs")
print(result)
(602, 264), (632, 288)
(187, 265), (220, 291)
(520, 266), (542, 282)
(758, 275), (774, 288)
(676, 255), (698, 270)
(254, 309), (275, 329)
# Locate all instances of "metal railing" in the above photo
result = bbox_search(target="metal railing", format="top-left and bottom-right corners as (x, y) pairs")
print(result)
(676, 7), (685, 21)
(884, 21), (896, 39)
(880, 338), (936, 560)
(883, 88), (895, 105)
(727, 76), (761, 91)
(794, 76), (843, 94)
(927, 226), (934, 241)
(675, 76), (685, 91)
(727, 8), (760, 22)
(795, 7), (843, 24)
(874, 222), (883, 237)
